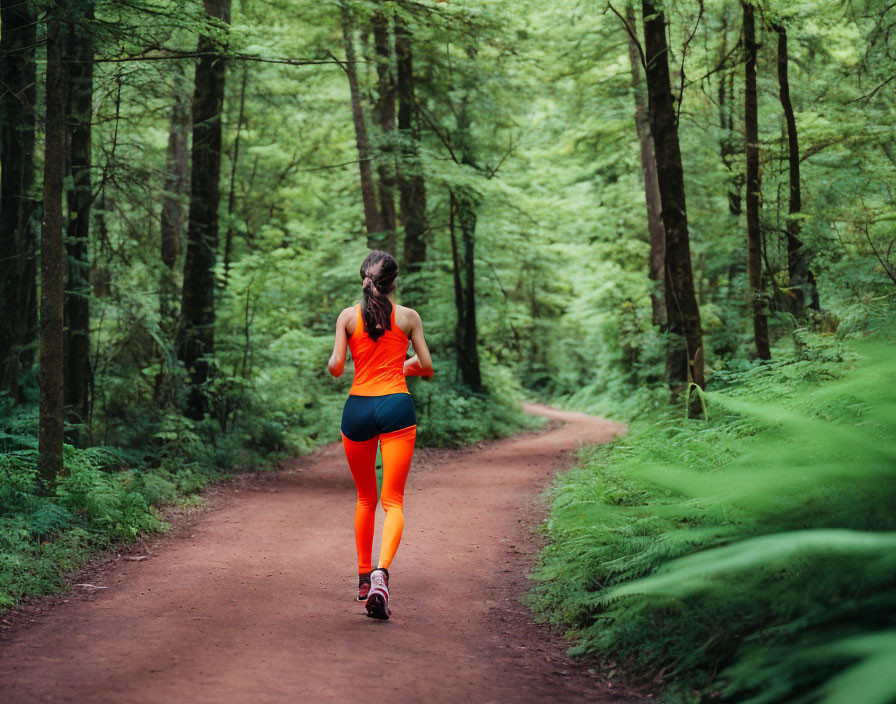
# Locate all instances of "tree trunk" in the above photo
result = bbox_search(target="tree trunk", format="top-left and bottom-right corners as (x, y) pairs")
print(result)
(160, 63), (192, 322)
(372, 7), (397, 254)
(449, 189), (482, 391)
(717, 13), (743, 216)
(156, 64), (192, 408)
(459, 191), (481, 391)
(63, 0), (94, 441)
(641, 1), (705, 395)
(0, 0), (38, 401)
(774, 23), (819, 313)
(39, 8), (68, 491)
(341, 5), (382, 241)
(178, 0), (231, 421)
(222, 63), (248, 288)
(625, 3), (666, 328)
(743, 2), (771, 359)
(394, 19), (429, 291)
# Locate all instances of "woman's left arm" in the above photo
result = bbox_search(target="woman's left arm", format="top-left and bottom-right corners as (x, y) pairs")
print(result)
(328, 308), (351, 377)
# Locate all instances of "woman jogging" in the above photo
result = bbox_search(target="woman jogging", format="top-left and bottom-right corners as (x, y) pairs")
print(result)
(327, 250), (434, 620)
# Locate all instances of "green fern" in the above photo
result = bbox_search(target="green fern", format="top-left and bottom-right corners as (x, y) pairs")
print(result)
(530, 328), (896, 702)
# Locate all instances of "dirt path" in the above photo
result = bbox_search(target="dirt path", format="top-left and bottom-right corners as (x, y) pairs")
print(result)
(1, 404), (644, 703)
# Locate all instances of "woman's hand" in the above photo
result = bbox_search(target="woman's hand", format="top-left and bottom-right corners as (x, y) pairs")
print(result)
(403, 354), (434, 380)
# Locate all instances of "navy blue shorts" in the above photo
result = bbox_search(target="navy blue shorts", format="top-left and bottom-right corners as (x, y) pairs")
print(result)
(341, 393), (416, 442)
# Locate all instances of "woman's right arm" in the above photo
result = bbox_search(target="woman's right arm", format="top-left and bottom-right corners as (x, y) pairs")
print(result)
(403, 309), (434, 380)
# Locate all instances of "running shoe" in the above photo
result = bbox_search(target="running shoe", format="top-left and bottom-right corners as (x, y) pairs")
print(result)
(365, 568), (391, 620)
(357, 572), (371, 602)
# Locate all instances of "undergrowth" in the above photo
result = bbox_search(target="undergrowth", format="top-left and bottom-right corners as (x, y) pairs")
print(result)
(413, 359), (543, 446)
(0, 438), (167, 608)
(530, 305), (896, 703)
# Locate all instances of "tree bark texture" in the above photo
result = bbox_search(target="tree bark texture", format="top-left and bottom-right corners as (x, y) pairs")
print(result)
(63, 0), (94, 438)
(0, 0), (38, 401)
(178, 0), (231, 420)
(449, 190), (482, 392)
(394, 20), (429, 286)
(372, 7), (397, 254)
(341, 6), (383, 241)
(641, 1), (705, 392)
(743, 2), (771, 359)
(39, 9), (68, 490)
(775, 23), (819, 313)
(625, 3), (666, 328)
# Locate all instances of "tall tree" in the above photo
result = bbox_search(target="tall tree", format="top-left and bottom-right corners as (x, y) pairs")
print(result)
(0, 0), (38, 401)
(448, 89), (484, 392)
(63, 0), (95, 439)
(341, 5), (383, 241)
(624, 3), (666, 328)
(641, 1), (705, 393)
(717, 12), (744, 216)
(160, 64), (192, 323)
(372, 6), (397, 254)
(773, 21), (819, 314)
(743, 1), (771, 359)
(178, 0), (231, 420)
(449, 187), (482, 392)
(394, 18), (429, 284)
(39, 6), (68, 491)
(222, 64), (248, 288)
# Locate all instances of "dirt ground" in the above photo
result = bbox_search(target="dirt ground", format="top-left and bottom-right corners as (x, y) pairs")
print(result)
(0, 404), (648, 703)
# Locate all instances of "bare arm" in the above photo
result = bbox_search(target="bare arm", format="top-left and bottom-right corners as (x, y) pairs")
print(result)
(328, 308), (352, 377)
(403, 309), (434, 379)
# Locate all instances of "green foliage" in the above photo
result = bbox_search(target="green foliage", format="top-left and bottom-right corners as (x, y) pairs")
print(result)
(0, 427), (168, 607)
(530, 324), (896, 701)
(413, 361), (542, 447)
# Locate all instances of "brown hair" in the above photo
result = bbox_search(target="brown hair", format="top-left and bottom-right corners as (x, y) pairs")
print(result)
(360, 250), (398, 342)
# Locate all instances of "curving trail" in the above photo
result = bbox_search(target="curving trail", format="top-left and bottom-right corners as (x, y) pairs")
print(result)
(0, 404), (644, 703)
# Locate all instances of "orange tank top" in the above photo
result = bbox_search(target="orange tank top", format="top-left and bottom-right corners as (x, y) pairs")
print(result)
(348, 304), (409, 396)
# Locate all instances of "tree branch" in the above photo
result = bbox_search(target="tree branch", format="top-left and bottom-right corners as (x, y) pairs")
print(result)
(607, 2), (646, 70)
(87, 51), (345, 67)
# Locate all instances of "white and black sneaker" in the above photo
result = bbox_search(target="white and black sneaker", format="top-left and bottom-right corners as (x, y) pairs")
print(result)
(365, 568), (391, 620)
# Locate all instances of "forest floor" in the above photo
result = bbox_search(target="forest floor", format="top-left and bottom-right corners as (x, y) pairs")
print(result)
(0, 405), (648, 703)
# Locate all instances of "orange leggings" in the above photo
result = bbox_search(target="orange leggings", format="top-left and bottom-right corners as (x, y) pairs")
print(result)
(342, 425), (416, 573)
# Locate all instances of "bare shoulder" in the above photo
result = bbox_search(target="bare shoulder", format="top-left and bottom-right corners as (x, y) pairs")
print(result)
(395, 304), (421, 335)
(338, 305), (358, 334)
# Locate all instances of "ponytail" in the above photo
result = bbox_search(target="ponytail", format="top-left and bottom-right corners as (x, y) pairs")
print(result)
(359, 250), (398, 342)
